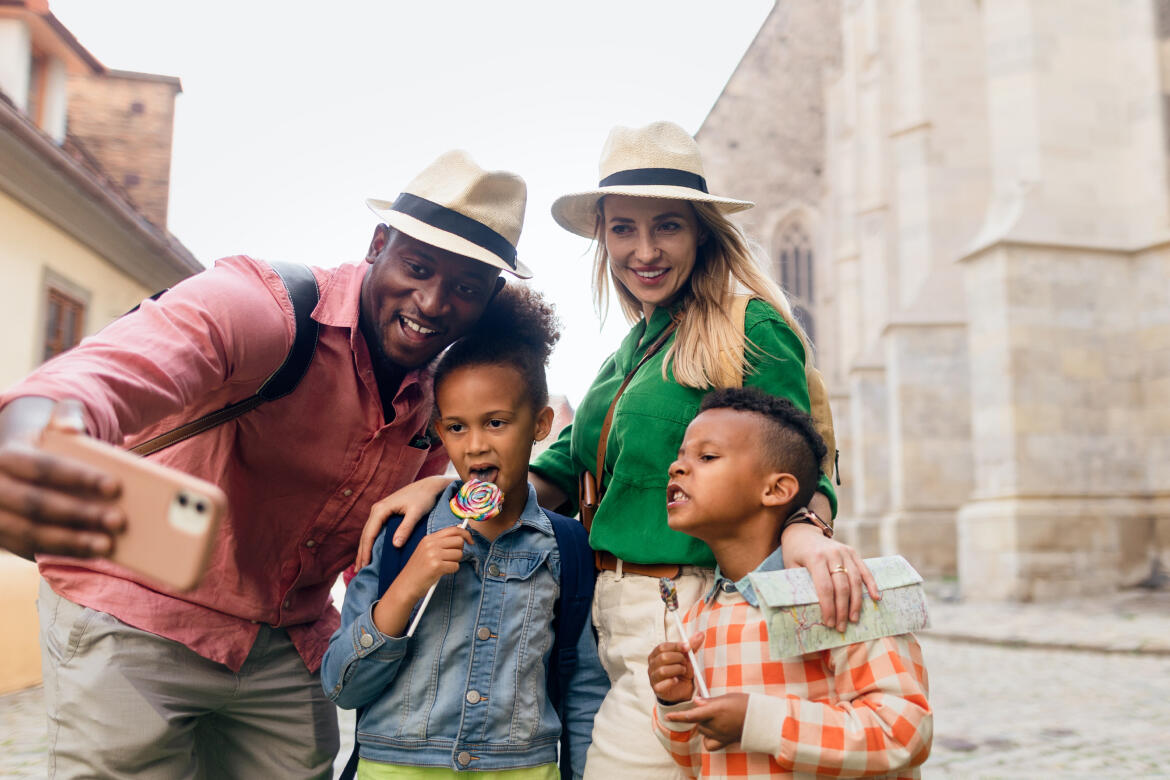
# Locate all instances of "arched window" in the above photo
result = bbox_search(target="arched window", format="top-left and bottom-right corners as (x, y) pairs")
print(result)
(777, 222), (815, 344)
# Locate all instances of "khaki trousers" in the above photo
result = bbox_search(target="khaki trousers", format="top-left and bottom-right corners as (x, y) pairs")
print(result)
(582, 566), (714, 780)
(37, 580), (339, 779)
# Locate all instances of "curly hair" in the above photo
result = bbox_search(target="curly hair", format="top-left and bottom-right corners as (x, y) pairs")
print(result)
(699, 388), (826, 510)
(433, 284), (562, 413)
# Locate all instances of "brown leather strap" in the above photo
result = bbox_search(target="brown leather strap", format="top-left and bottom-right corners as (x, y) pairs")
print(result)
(585, 318), (678, 532)
(130, 396), (265, 456)
(594, 550), (681, 579)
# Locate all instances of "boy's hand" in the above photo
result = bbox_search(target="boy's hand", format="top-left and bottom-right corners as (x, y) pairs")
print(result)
(647, 631), (705, 704)
(355, 475), (455, 569)
(664, 693), (749, 751)
(373, 525), (470, 637)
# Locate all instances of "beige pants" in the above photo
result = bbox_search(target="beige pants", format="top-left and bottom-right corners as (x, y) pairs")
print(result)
(583, 566), (714, 780)
(37, 580), (339, 779)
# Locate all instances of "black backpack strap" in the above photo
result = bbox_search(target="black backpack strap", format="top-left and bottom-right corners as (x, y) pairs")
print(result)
(129, 262), (320, 456)
(339, 515), (428, 780)
(545, 509), (596, 780)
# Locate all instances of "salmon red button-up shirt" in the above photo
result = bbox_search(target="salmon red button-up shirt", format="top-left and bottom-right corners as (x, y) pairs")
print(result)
(2, 256), (448, 672)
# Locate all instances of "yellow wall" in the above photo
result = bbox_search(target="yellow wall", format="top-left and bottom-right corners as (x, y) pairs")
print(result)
(0, 189), (155, 692)
(0, 553), (41, 695)
(0, 188), (153, 392)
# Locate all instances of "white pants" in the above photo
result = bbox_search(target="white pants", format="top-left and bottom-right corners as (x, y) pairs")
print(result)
(37, 580), (339, 779)
(583, 566), (715, 780)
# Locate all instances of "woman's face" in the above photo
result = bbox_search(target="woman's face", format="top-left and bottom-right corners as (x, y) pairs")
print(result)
(602, 195), (703, 317)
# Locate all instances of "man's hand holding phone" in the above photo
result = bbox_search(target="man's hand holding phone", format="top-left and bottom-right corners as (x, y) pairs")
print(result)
(0, 397), (126, 560)
(0, 397), (224, 590)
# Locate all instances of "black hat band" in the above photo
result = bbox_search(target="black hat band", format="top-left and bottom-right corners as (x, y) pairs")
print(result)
(391, 192), (517, 269)
(598, 167), (709, 193)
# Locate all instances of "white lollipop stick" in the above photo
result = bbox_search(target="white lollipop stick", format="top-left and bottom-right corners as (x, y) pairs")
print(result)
(405, 518), (469, 638)
(659, 577), (710, 699)
(404, 480), (503, 638)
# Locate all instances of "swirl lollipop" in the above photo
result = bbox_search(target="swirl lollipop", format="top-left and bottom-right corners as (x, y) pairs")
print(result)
(450, 479), (504, 522)
(659, 577), (710, 698)
(406, 480), (504, 637)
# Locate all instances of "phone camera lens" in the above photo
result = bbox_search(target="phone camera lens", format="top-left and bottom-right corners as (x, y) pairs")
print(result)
(178, 493), (189, 507)
(195, 502), (206, 513)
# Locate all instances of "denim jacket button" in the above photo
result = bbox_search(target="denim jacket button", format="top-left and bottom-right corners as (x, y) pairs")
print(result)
(487, 563), (501, 577)
(476, 627), (492, 641)
(359, 631), (374, 648)
(457, 751), (472, 766)
(466, 689), (481, 704)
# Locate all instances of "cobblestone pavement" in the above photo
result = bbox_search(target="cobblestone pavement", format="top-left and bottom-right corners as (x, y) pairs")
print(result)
(3, 588), (1168, 778)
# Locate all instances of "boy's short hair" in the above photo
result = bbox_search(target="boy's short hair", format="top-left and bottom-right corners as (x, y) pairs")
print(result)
(699, 388), (827, 511)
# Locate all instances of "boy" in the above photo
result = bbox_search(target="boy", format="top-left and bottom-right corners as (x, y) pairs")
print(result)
(647, 389), (932, 778)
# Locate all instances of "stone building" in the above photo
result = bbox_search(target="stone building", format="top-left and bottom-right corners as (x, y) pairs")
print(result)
(0, 0), (200, 693)
(697, 0), (1169, 600)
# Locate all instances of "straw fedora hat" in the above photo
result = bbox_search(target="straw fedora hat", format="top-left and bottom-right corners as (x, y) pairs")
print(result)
(367, 150), (531, 278)
(551, 121), (754, 238)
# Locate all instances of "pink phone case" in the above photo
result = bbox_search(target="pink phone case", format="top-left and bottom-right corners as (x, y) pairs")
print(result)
(40, 428), (226, 591)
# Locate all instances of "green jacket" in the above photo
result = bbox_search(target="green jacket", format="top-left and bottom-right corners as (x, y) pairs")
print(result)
(530, 300), (836, 567)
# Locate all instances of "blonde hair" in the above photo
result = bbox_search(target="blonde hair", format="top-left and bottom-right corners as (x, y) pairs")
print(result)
(591, 199), (812, 389)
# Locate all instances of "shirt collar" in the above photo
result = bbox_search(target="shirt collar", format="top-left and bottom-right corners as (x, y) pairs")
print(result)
(427, 482), (553, 537)
(705, 545), (786, 607)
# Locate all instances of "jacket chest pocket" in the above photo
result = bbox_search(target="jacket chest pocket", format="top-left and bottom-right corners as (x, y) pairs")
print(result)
(609, 389), (699, 483)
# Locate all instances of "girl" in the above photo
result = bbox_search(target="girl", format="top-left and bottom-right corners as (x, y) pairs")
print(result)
(322, 286), (607, 779)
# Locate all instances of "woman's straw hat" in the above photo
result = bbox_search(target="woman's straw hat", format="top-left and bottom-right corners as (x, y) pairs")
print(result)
(367, 150), (532, 278)
(551, 121), (754, 238)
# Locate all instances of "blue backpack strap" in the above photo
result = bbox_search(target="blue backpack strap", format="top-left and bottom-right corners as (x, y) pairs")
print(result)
(545, 509), (596, 780)
(339, 515), (428, 780)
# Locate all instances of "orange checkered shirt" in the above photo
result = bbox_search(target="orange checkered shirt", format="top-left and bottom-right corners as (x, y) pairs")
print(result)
(653, 568), (932, 778)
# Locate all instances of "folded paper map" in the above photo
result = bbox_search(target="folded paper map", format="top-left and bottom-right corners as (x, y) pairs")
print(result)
(747, 555), (929, 659)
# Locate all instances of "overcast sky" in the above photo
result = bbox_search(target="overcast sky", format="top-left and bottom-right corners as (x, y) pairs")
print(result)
(50, 1), (773, 405)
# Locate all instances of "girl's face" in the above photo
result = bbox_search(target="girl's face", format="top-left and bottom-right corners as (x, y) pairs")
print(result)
(602, 195), (704, 319)
(434, 363), (553, 518)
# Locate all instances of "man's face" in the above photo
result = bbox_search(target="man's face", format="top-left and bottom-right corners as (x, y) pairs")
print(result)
(360, 228), (501, 369)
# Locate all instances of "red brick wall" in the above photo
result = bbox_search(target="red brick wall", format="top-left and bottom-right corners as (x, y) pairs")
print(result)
(65, 71), (180, 228)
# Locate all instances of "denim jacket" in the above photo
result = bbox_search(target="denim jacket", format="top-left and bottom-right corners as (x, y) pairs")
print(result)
(321, 483), (608, 776)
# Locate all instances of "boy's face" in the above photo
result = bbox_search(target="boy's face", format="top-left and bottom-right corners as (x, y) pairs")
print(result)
(665, 408), (777, 540)
(434, 363), (553, 505)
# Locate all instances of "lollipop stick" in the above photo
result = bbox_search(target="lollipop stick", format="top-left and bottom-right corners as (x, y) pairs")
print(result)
(405, 518), (469, 638)
(668, 610), (710, 699)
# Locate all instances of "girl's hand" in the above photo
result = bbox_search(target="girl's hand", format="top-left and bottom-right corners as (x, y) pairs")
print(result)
(372, 525), (471, 637)
(780, 517), (880, 634)
(354, 475), (454, 569)
(647, 631), (706, 705)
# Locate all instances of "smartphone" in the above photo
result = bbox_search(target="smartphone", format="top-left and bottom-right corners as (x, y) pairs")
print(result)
(39, 428), (226, 591)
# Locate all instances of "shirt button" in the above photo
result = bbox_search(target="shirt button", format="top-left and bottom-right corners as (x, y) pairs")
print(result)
(720, 581), (736, 593)
(487, 564), (501, 577)
(465, 690), (481, 704)
(305, 540), (316, 548)
(373, 431), (381, 440)
(457, 751), (472, 766)
(283, 599), (291, 609)
(342, 489), (353, 497)
(476, 627), (491, 641)
(359, 631), (373, 648)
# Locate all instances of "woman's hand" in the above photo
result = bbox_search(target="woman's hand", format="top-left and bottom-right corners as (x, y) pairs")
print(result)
(354, 475), (454, 569)
(780, 501), (880, 633)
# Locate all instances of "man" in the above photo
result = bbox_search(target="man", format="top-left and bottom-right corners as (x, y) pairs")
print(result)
(0, 150), (530, 778)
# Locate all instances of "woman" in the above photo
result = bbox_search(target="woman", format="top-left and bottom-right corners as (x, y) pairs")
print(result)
(357, 122), (876, 778)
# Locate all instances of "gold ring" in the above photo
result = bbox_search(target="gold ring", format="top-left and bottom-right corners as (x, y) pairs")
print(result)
(830, 565), (848, 575)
